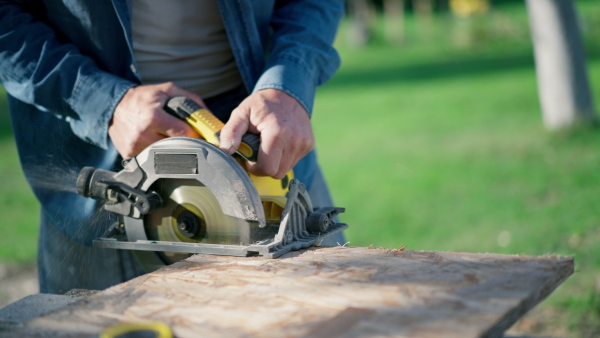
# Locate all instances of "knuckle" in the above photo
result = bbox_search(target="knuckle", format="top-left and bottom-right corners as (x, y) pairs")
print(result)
(283, 127), (295, 139)
(164, 82), (176, 90)
(274, 169), (288, 180)
(230, 124), (246, 136)
(146, 109), (163, 124)
(123, 146), (136, 159)
(304, 136), (315, 151)
(231, 107), (244, 118)
(129, 127), (143, 140)
(264, 168), (278, 177)
(268, 125), (287, 140)
(254, 163), (277, 177)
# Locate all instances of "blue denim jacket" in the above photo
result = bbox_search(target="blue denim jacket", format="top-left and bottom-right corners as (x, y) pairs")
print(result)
(1, 0), (343, 148)
(0, 0), (343, 243)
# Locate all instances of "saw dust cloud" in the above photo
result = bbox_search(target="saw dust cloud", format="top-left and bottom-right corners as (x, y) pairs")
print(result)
(25, 159), (117, 242)
(25, 160), (79, 194)
(26, 161), (123, 273)
(44, 206), (136, 293)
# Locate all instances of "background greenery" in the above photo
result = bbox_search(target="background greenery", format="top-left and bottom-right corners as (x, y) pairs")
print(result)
(1, 1), (599, 336)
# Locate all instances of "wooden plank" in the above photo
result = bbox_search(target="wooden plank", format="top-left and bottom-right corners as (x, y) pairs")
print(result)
(11, 247), (573, 337)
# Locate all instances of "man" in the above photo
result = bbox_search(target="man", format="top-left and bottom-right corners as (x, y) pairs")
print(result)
(0, 0), (344, 294)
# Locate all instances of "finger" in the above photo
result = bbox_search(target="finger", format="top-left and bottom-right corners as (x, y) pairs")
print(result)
(275, 135), (308, 179)
(274, 148), (295, 179)
(151, 84), (202, 138)
(269, 130), (314, 179)
(137, 131), (167, 152)
(219, 107), (250, 154)
(153, 109), (201, 138)
(294, 135), (315, 166)
(161, 82), (206, 107)
(246, 129), (284, 177)
(117, 130), (166, 159)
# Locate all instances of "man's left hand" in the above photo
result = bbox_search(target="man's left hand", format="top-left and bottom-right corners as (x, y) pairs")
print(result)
(219, 89), (315, 179)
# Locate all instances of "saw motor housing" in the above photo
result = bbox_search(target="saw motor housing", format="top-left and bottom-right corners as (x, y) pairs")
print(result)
(77, 137), (346, 272)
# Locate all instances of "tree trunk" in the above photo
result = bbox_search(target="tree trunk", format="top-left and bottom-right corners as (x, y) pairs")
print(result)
(413, 0), (434, 38)
(384, 0), (405, 44)
(347, 0), (373, 47)
(526, 0), (597, 129)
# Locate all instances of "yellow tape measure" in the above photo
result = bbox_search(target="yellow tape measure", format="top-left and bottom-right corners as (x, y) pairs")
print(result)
(100, 321), (172, 338)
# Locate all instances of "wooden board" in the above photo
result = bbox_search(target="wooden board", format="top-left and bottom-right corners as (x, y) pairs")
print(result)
(10, 247), (573, 337)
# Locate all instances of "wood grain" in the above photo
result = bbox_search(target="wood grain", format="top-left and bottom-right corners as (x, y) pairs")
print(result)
(10, 247), (573, 338)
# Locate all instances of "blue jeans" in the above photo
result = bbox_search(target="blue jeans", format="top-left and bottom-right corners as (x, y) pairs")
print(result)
(37, 86), (345, 294)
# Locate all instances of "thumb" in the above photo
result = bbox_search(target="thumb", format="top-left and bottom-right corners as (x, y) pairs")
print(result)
(219, 107), (250, 155)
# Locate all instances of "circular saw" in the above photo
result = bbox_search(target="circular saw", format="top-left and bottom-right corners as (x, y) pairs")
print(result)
(76, 98), (347, 272)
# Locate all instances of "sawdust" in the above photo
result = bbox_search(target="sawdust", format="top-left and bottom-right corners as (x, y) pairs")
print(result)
(366, 244), (408, 255)
(64, 289), (100, 298)
(24, 162), (79, 194)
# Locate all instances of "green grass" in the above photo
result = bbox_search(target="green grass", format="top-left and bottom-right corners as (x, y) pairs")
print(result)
(1, 1), (600, 335)
(0, 92), (40, 264)
(311, 2), (600, 335)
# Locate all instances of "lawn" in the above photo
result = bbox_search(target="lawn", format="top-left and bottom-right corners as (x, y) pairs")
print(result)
(312, 2), (600, 335)
(1, 1), (599, 335)
(0, 92), (40, 263)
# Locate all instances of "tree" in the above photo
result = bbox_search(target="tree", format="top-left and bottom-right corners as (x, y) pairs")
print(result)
(526, 0), (597, 129)
(384, 0), (405, 44)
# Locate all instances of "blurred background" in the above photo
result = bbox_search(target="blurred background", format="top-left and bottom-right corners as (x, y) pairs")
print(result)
(1, 0), (599, 336)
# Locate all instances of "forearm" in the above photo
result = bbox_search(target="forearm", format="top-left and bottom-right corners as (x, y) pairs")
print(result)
(0, 1), (136, 149)
(254, 0), (344, 115)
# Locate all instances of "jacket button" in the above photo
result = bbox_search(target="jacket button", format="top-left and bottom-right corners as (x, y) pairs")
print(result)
(130, 64), (137, 73)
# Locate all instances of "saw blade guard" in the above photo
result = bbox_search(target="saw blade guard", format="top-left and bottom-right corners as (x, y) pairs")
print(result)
(116, 138), (267, 268)
(125, 137), (266, 225)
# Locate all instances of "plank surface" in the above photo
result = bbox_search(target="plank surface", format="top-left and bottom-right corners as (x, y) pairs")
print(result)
(9, 247), (573, 337)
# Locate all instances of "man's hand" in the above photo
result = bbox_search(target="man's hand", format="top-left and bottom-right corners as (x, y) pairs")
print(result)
(109, 82), (202, 159)
(219, 89), (315, 179)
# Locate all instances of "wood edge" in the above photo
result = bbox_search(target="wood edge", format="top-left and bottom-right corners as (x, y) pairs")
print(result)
(479, 258), (575, 338)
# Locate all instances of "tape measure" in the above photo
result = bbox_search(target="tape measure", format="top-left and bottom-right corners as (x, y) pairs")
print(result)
(100, 322), (172, 338)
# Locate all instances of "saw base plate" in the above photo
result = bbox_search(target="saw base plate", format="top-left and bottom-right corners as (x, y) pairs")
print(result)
(94, 222), (347, 259)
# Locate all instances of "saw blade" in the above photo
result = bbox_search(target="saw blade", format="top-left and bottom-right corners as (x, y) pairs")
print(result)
(144, 179), (249, 264)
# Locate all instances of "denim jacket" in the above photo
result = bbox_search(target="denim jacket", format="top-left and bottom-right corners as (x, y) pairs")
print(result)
(0, 0), (343, 149)
(0, 0), (343, 243)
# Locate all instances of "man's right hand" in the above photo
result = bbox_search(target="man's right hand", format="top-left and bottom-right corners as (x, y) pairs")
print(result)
(108, 82), (203, 159)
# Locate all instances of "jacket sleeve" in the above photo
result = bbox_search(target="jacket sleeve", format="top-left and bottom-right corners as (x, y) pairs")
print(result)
(0, 1), (136, 149)
(253, 0), (344, 115)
